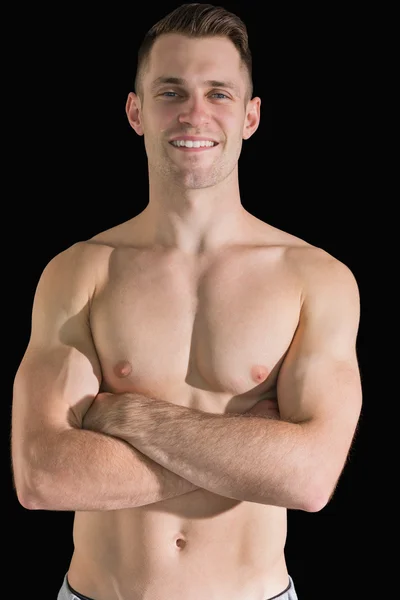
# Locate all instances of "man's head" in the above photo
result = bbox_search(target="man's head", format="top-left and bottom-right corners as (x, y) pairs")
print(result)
(126, 3), (260, 190)
(134, 3), (253, 104)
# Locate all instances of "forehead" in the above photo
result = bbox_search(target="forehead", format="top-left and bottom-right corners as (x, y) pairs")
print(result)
(144, 34), (245, 89)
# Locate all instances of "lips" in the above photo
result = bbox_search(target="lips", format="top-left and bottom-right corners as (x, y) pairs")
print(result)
(169, 138), (220, 153)
(169, 136), (219, 144)
(170, 141), (217, 150)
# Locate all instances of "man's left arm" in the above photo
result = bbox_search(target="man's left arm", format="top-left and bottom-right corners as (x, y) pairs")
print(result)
(84, 253), (362, 512)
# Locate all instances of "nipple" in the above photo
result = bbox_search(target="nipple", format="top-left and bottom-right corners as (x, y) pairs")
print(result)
(251, 365), (269, 384)
(114, 361), (133, 378)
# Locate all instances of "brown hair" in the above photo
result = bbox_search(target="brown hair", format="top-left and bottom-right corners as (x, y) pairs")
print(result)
(134, 3), (253, 101)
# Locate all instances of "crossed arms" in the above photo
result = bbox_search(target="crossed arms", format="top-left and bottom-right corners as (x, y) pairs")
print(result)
(11, 243), (362, 514)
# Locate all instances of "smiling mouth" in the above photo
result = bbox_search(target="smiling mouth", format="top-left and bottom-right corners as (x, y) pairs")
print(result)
(169, 140), (219, 150)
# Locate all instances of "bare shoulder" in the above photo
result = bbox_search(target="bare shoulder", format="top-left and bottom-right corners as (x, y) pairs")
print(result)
(255, 218), (360, 311)
(258, 220), (357, 288)
(41, 239), (112, 283)
(286, 243), (359, 301)
(40, 214), (141, 281)
(35, 214), (146, 307)
(33, 240), (115, 316)
(280, 238), (361, 335)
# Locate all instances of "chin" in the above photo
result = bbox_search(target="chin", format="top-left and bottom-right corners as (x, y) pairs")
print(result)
(178, 174), (221, 189)
(175, 164), (226, 187)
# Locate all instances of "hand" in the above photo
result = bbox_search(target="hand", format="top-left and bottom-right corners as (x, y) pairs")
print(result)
(81, 391), (153, 439)
(82, 392), (116, 432)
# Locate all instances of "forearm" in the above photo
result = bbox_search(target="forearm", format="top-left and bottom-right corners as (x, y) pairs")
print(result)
(89, 395), (322, 511)
(20, 428), (198, 511)
(136, 410), (312, 510)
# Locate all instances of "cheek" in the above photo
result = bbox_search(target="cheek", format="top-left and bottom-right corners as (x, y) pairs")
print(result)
(150, 104), (180, 127)
(142, 105), (169, 131)
(216, 108), (245, 136)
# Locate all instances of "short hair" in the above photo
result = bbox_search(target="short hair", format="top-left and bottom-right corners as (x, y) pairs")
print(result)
(134, 3), (253, 101)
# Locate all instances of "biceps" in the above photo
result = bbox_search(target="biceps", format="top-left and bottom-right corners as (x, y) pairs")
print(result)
(277, 353), (362, 426)
(13, 345), (101, 439)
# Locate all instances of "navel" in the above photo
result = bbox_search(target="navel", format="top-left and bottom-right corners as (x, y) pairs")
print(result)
(251, 365), (269, 384)
(175, 538), (187, 549)
(113, 360), (133, 378)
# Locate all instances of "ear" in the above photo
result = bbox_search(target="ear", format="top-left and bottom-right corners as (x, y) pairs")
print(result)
(242, 96), (261, 140)
(125, 92), (144, 136)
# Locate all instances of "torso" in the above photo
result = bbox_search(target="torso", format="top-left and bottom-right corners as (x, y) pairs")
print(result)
(68, 212), (311, 600)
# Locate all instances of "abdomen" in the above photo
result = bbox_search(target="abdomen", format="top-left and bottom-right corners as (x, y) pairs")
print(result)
(70, 491), (287, 598)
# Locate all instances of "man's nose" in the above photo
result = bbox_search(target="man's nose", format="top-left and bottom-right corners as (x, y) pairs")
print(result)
(177, 97), (210, 128)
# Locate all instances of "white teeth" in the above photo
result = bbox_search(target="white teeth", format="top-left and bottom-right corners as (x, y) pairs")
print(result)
(171, 140), (215, 148)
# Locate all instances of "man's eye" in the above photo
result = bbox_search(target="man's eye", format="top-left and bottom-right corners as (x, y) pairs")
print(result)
(160, 91), (228, 99)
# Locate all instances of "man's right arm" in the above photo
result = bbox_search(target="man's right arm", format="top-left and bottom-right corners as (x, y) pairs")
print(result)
(11, 242), (198, 512)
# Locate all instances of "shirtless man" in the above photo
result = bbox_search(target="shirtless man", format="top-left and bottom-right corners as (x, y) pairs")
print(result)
(11, 4), (362, 599)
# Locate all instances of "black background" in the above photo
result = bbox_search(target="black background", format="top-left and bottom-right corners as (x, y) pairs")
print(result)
(7, 2), (382, 598)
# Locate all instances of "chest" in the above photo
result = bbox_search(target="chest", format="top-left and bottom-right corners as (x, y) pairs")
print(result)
(90, 249), (300, 399)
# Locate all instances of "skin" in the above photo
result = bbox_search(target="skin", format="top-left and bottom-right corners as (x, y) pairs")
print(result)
(11, 33), (362, 600)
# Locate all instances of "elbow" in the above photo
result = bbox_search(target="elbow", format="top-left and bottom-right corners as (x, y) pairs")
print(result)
(16, 484), (43, 510)
(12, 458), (51, 510)
(301, 475), (336, 513)
(302, 489), (330, 513)
(12, 435), (63, 510)
(14, 470), (48, 510)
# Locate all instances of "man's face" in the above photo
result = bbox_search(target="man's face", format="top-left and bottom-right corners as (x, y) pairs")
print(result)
(129, 34), (260, 189)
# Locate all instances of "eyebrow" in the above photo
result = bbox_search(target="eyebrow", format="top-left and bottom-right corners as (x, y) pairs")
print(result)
(150, 76), (241, 96)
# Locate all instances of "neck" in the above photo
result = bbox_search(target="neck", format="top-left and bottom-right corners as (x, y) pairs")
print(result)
(138, 168), (251, 254)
